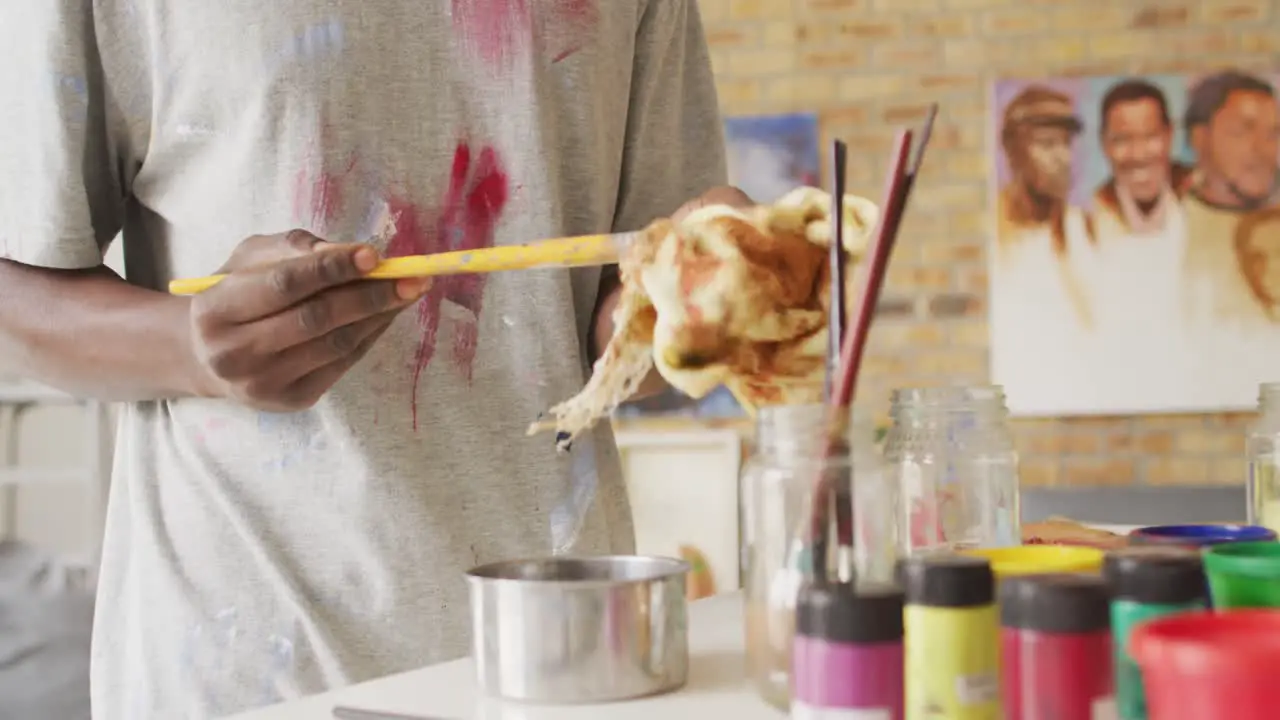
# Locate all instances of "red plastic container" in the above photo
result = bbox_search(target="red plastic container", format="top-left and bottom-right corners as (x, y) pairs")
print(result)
(1131, 609), (1280, 720)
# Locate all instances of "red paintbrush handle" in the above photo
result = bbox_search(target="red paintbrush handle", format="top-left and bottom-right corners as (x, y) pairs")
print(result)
(828, 131), (914, 412)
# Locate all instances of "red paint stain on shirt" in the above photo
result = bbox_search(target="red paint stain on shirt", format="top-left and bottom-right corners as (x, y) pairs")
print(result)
(542, 0), (599, 64)
(452, 0), (598, 66)
(292, 131), (359, 230)
(384, 143), (510, 429)
(451, 0), (531, 67)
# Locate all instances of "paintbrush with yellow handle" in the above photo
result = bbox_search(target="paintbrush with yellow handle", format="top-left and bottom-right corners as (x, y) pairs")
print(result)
(167, 231), (642, 296)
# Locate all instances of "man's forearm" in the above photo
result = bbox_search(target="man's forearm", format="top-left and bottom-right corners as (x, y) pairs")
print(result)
(0, 260), (203, 401)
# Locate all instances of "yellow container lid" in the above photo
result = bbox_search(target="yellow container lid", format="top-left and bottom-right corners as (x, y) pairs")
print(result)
(961, 545), (1105, 578)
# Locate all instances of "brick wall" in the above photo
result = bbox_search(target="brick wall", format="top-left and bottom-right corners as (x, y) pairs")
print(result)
(698, 0), (1279, 487)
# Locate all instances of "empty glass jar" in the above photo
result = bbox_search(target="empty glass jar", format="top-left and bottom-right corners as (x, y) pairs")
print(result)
(884, 385), (1020, 553)
(1248, 383), (1280, 532)
(739, 403), (893, 710)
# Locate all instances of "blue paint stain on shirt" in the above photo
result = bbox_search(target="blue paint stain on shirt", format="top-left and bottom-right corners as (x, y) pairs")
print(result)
(257, 411), (328, 472)
(278, 19), (345, 64)
(257, 633), (296, 707)
(447, 225), (465, 250)
(179, 608), (300, 716)
(57, 74), (89, 129)
(550, 438), (598, 553)
(361, 196), (391, 242)
(59, 75), (87, 98)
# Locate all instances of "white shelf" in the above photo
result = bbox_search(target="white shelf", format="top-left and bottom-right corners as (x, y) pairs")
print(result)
(0, 378), (75, 404)
(0, 467), (93, 487)
(0, 380), (111, 585)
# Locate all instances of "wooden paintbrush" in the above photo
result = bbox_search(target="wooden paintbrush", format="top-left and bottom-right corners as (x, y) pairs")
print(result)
(808, 104), (939, 574)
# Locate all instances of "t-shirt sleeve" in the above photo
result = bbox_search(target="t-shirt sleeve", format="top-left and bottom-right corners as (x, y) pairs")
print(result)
(0, 3), (125, 269)
(610, 0), (729, 234)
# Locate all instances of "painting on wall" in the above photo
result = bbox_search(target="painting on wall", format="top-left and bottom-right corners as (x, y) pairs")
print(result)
(988, 70), (1280, 416)
(724, 112), (822, 203)
(614, 112), (822, 420)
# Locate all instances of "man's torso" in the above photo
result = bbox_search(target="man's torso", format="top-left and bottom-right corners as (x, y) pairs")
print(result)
(79, 2), (676, 717)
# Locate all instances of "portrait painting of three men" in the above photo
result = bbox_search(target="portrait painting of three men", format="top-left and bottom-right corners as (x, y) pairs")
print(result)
(990, 69), (1280, 415)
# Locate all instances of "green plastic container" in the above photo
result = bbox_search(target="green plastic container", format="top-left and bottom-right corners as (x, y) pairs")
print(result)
(1204, 541), (1280, 608)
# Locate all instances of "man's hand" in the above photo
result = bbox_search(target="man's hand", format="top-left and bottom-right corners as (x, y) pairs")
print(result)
(670, 185), (754, 223)
(188, 230), (430, 412)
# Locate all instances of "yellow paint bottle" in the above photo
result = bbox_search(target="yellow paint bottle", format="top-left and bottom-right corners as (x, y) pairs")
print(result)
(901, 554), (1000, 720)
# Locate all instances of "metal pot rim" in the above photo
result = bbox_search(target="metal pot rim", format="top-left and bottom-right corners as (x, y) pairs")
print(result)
(465, 555), (691, 589)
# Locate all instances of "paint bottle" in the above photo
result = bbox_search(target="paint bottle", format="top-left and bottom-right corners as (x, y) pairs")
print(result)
(792, 581), (905, 720)
(1102, 547), (1208, 720)
(1000, 573), (1115, 720)
(901, 554), (1000, 720)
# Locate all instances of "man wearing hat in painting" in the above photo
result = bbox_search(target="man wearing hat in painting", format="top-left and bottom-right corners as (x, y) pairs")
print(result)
(990, 84), (1100, 415)
(1180, 69), (1280, 329)
(994, 84), (1094, 329)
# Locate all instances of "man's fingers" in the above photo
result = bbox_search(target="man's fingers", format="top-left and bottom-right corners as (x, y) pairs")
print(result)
(217, 230), (332, 272)
(252, 278), (425, 352)
(280, 317), (393, 406)
(672, 186), (755, 223)
(204, 244), (380, 323)
(242, 309), (402, 392)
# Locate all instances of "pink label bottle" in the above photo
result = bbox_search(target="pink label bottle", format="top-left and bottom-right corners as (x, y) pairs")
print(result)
(792, 581), (905, 720)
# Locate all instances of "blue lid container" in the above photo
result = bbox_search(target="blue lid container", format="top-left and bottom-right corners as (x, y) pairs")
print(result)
(1130, 524), (1278, 548)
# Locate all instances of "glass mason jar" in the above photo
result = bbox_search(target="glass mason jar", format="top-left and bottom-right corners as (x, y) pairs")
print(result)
(1247, 383), (1280, 532)
(739, 404), (894, 711)
(884, 385), (1020, 553)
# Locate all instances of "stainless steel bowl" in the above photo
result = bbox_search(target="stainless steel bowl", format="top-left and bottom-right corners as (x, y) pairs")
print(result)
(465, 555), (690, 703)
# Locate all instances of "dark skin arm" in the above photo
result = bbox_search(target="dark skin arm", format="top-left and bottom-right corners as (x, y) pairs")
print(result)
(0, 232), (428, 407)
(0, 263), (203, 401)
(2, 187), (748, 405)
(589, 185), (752, 400)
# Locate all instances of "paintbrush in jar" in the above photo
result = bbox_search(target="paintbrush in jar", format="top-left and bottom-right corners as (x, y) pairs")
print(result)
(812, 139), (853, 581)
(806, 104), (939, 579)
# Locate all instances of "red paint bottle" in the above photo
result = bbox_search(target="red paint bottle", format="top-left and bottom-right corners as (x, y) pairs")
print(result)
(1000, 573), (1115, 720)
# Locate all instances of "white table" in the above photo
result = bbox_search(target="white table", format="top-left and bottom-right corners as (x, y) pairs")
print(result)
(232, 592), (782, 720)
(233, 525), (1143, 720)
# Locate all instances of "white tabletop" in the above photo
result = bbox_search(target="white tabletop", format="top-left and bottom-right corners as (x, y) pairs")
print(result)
(231, 592), (783, 720)
(232, 524), (1144, 720)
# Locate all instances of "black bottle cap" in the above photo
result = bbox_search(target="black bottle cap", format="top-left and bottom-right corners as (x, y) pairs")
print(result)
(795, 581), (905, 645)
(899, 553), (995, 608)
(1103, 546), (1207, 605)
(999, 573), (1111, 634)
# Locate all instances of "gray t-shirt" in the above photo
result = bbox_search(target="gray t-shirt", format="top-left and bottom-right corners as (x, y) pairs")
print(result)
(0, 2), (727, 717)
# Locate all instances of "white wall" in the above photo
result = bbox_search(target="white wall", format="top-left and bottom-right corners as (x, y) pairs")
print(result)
(0, 241), (124, 562)
(0, 403), (110, 561)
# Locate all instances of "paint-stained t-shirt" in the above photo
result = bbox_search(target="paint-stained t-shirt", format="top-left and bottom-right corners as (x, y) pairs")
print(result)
(0, 2), (727, 717)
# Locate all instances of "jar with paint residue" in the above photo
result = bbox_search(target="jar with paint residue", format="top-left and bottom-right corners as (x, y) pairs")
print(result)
(1247, 382), (1280, 533)
(884, 385), (1020, 553)
(740, 403), (895, 711)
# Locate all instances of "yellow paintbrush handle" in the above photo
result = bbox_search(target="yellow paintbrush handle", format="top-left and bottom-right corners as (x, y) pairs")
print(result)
(169, 275), (227, 295)
(167, 233), (631, 295)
